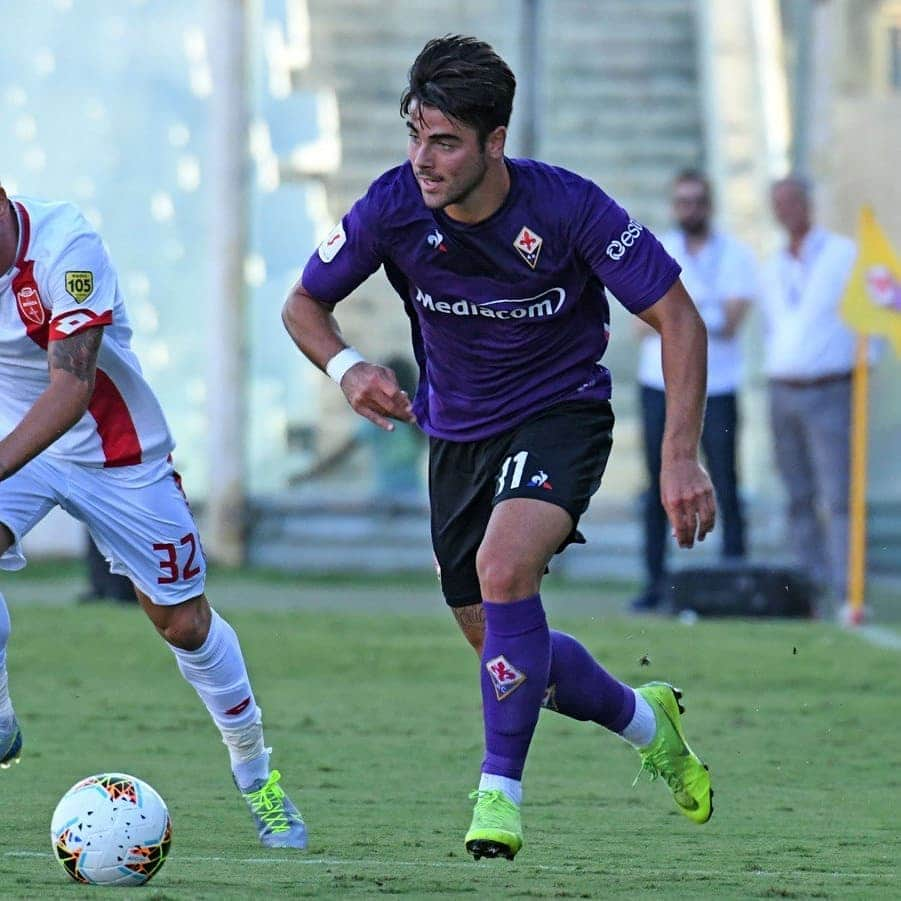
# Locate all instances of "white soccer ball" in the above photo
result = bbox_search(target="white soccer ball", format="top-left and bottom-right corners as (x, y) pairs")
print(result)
(50, 773), (172, 886)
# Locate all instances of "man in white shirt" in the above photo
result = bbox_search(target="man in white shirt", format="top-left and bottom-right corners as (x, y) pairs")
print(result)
(632, 171), (757, 612)
(761, 175), (857, 608)
(0, 186), (306, 848)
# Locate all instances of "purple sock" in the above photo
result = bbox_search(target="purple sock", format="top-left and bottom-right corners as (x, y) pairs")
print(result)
(544, 631), (635, 733)
(480, 594), (551, 781)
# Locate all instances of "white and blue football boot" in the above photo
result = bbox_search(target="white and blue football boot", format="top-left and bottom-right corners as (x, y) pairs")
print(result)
(0, 715), (22, 769)
(237, 770), (307, 849)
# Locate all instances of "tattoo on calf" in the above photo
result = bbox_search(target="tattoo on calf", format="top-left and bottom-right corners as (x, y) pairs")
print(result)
(49, 327), (103, 382)
(453, 604), (486, 629)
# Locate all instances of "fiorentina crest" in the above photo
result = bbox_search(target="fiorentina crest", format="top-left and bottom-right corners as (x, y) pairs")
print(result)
(513, 226), (543, 269)
(485, 654), (526, 701)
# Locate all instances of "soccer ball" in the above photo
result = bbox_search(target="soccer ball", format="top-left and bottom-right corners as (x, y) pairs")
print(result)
(50, 773), (172, 886)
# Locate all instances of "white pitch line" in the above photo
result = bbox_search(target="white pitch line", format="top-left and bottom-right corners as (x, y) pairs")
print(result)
(4, 851), (896, 881)
(853, 624), (901, 651)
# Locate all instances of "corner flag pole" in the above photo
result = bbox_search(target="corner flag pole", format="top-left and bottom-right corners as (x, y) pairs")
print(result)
(847, 334), (870, 625)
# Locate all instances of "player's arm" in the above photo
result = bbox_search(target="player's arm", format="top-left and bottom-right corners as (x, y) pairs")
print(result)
(632, 315), (657, 339)
(0, 327), (102, 481)
(282, 281), (415, 431)
(638, 279), (715, 547)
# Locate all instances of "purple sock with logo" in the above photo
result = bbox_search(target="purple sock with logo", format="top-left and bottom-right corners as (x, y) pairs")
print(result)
(480, 594), (551, 781)
(545, 631), (635, 733)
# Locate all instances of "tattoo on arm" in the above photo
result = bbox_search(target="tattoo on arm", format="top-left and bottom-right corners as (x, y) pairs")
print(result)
(49, 328), (103, 383)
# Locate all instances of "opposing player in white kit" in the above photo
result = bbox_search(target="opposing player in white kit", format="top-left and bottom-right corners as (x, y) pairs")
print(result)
(0, 185), (307, 849)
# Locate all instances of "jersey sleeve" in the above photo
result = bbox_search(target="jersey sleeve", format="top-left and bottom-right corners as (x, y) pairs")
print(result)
(574, 183), (681, 314)
(300, 185), (385, 306)
(45, 230), (116, 341)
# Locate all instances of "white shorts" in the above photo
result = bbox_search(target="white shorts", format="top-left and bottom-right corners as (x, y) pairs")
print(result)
(0, 454), (206, 605)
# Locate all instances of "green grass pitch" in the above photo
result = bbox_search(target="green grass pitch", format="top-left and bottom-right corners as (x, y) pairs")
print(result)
(0, 567), (898, 898)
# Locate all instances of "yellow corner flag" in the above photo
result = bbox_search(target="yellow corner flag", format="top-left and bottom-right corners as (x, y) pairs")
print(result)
(840, 205), (901, 624)
(841, 206), (901, 355)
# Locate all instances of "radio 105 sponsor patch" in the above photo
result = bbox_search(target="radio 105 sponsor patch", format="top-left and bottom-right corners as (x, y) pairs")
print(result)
(65, 271), (94, 303)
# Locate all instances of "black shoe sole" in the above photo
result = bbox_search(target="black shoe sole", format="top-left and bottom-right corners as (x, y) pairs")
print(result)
(466, 839), (517, 861)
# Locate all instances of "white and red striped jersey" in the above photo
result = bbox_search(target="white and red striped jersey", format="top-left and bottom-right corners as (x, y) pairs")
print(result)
(0, 196), (174, 466)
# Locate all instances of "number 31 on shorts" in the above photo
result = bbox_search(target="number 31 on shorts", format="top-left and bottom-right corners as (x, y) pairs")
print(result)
(496, 450), (529, 495)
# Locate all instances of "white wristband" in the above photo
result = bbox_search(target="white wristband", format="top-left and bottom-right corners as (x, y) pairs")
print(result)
(325, 346), (366, 385)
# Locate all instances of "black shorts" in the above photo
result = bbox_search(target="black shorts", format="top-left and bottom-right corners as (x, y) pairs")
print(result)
(429, 400), (615, 607)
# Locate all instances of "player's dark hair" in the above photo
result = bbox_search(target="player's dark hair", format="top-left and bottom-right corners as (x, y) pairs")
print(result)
(673, 169), (712, 201)
(400, 35), (516, 144)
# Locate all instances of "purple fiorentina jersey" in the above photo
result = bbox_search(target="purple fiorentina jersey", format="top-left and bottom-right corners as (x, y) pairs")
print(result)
(302, 158), (680, 441)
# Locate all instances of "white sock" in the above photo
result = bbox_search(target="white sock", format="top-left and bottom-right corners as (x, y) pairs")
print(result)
(220, 717), (265, 761)
(479, 772), (522, 807)
(620, 690), (657, 748)
(170, 609), (268, 780)
(227, 726), (271, 790)
(0, 592), (13, 720)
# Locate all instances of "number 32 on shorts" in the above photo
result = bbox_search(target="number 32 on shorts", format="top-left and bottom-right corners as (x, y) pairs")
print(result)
(153, 533), (202, 584)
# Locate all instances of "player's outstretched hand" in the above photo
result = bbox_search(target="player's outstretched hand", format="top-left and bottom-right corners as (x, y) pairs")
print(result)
(340, 362), (417, 431)
(660, 457), (716, 548)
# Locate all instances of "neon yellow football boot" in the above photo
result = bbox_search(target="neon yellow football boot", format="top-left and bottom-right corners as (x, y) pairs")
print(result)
(464, 789), (523, 860)
(634, 682), (713, 824)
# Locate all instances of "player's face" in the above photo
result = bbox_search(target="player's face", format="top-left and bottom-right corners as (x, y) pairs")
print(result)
(406, 102), (499, 213)
(771, 183), (811, 235)
(672, 181), (711, 236)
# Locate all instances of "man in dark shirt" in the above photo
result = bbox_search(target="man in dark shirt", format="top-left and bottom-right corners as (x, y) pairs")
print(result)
(283, 35), (715, 860)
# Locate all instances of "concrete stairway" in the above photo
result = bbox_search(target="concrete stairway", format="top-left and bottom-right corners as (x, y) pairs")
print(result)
(247, 493), (901, 584)
(539, 0), (703, 227)
(301, 0), (702, 225)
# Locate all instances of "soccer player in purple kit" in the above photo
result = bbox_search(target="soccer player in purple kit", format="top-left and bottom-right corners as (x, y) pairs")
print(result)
(283, 35), (715, 860)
